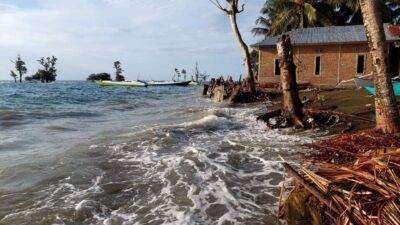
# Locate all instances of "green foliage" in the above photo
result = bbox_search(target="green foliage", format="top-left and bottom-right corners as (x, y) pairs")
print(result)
(253, 0), (334, 37)
(327, 0), (400, 25)
(253, 0), (400, 37)
(10, 55), (28, 83)
(87, 73), (112, 81)
(10, 70), (18, 83)
(114, 61), (125, 81)
(26, 56), (58, 83)
(316, 94), (327, 106)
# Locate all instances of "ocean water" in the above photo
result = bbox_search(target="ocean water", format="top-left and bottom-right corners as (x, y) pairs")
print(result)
(0, 81), (314, 225)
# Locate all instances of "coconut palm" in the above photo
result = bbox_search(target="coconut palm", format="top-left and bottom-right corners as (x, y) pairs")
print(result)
(358, 0), (400, 133)
(253, 0), (400, 37)
(327, 0), (400, 25)
(253, 0), (334, 37)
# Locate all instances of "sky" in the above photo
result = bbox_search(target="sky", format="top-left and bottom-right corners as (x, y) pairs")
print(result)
(0, 0), (265, 80)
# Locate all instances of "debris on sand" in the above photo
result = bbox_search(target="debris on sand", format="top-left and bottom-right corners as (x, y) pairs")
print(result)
(281, 131), (400, 225)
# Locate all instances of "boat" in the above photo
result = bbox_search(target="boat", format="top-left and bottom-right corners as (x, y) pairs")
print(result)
(364, 82), (400, 96)
(96, 80), (147, 87)
(189, 81), (200, 86)
(354, 77), (374, 87)
(354, 77), (400, 96)
(355, 76), (400, 88)
(144, 80), (191, 86)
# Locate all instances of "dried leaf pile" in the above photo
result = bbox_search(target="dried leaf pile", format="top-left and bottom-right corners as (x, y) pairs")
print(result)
(308, 129), (400, 164)
(284, 131), (400, 225)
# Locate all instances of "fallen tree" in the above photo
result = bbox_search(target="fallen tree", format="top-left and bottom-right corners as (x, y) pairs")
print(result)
(202, 76), (274, 103)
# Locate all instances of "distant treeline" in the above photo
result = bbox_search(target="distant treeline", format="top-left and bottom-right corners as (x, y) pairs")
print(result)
(10, 55), (58, 83)
(87, 61), (125, 82)
(87, 73), (111, 81)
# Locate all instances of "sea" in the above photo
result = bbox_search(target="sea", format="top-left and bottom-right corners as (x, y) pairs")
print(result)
(0, 81), (315, 225)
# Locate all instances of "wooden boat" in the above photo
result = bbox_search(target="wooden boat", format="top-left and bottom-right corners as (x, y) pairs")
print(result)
(96, 80), (147, 87)
(144, 80), (191, 86)
(364, 82), (400, 96)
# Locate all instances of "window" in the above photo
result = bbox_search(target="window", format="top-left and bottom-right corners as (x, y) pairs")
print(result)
(274, 59), (281, 76)
(314, 56), (321, 75)
(357, 55), (365, 74)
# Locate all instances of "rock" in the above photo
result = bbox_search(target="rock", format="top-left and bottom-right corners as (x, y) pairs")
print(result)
(205, 203), (229, 220)
(103, 216), (124, 225)
(207, 152), (220, 159)
(255, 193), (276, 205)
(75, 200), (100, 221)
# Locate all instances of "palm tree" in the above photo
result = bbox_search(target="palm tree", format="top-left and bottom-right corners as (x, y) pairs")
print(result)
(253, 0), (400, 37)
(253, 0), (334, 37)
(327, 0), (400, 25)
(359, 0), (400, 134)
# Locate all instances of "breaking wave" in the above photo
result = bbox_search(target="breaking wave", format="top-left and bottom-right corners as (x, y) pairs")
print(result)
(0, 83), (317, 225)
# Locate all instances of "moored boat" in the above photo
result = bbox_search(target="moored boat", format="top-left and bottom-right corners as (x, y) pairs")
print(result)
(355, 77), (400, 96)
(354, 77), (374, 88)
(96, 80), (147, 87)
(188, 81), (199, 86)
(144, 80), (191, 86)
(364, 82), (400, 96)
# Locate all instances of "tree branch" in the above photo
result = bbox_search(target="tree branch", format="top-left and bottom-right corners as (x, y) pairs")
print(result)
(208, 0), (229, 13)
(237, 3), (245, 13)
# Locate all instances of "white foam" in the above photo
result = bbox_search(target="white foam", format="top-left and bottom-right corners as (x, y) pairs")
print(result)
(182, 115), (231, 129)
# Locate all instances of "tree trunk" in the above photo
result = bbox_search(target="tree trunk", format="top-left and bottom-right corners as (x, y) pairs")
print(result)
(277, 35), (305, 128)
(228, 9), (256, 93)
(19, 71), (22, 83)
(360, 0), (400, 134)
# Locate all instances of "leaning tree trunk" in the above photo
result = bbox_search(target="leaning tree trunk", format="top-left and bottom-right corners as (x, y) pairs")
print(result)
(360, 0), (400, 134)
(277, 35), (305, 128)
(228, 11), (256, 93)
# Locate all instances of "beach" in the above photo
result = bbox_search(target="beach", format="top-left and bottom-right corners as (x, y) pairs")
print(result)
(0, 81), (317, 225)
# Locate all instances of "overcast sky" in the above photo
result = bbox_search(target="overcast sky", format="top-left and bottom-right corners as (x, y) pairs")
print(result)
(0, 0), (265, 80)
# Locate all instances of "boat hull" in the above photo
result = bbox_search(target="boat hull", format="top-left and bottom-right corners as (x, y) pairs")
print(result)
(354, 77), (374, 87)
(145, 81), (191, 86)
(96, 80), (147, 87)
(364, 82), (400, 96)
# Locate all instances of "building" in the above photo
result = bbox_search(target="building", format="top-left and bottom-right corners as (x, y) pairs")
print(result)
(252, 24), (400, 87)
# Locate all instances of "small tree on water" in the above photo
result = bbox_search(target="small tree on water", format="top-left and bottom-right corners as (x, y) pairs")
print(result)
(114, 61), (125, 81)
(10, 71), (18, 83)
(34, 56), (58, 83)
(10, 55), (27, 83)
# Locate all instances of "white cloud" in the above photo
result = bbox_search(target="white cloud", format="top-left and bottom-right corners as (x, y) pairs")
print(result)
(0, 0), (265, 80)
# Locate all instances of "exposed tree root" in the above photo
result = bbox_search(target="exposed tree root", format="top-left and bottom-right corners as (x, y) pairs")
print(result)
(202, 76), (278, 103)
(257, 108), (354, 132)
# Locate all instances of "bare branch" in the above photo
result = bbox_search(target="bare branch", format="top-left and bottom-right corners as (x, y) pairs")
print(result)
(208, 0), (229, 13)
(237, 3), (245, 13)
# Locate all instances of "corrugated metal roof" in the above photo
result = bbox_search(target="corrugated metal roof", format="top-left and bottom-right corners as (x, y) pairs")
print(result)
(252, 24), (400, 48)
